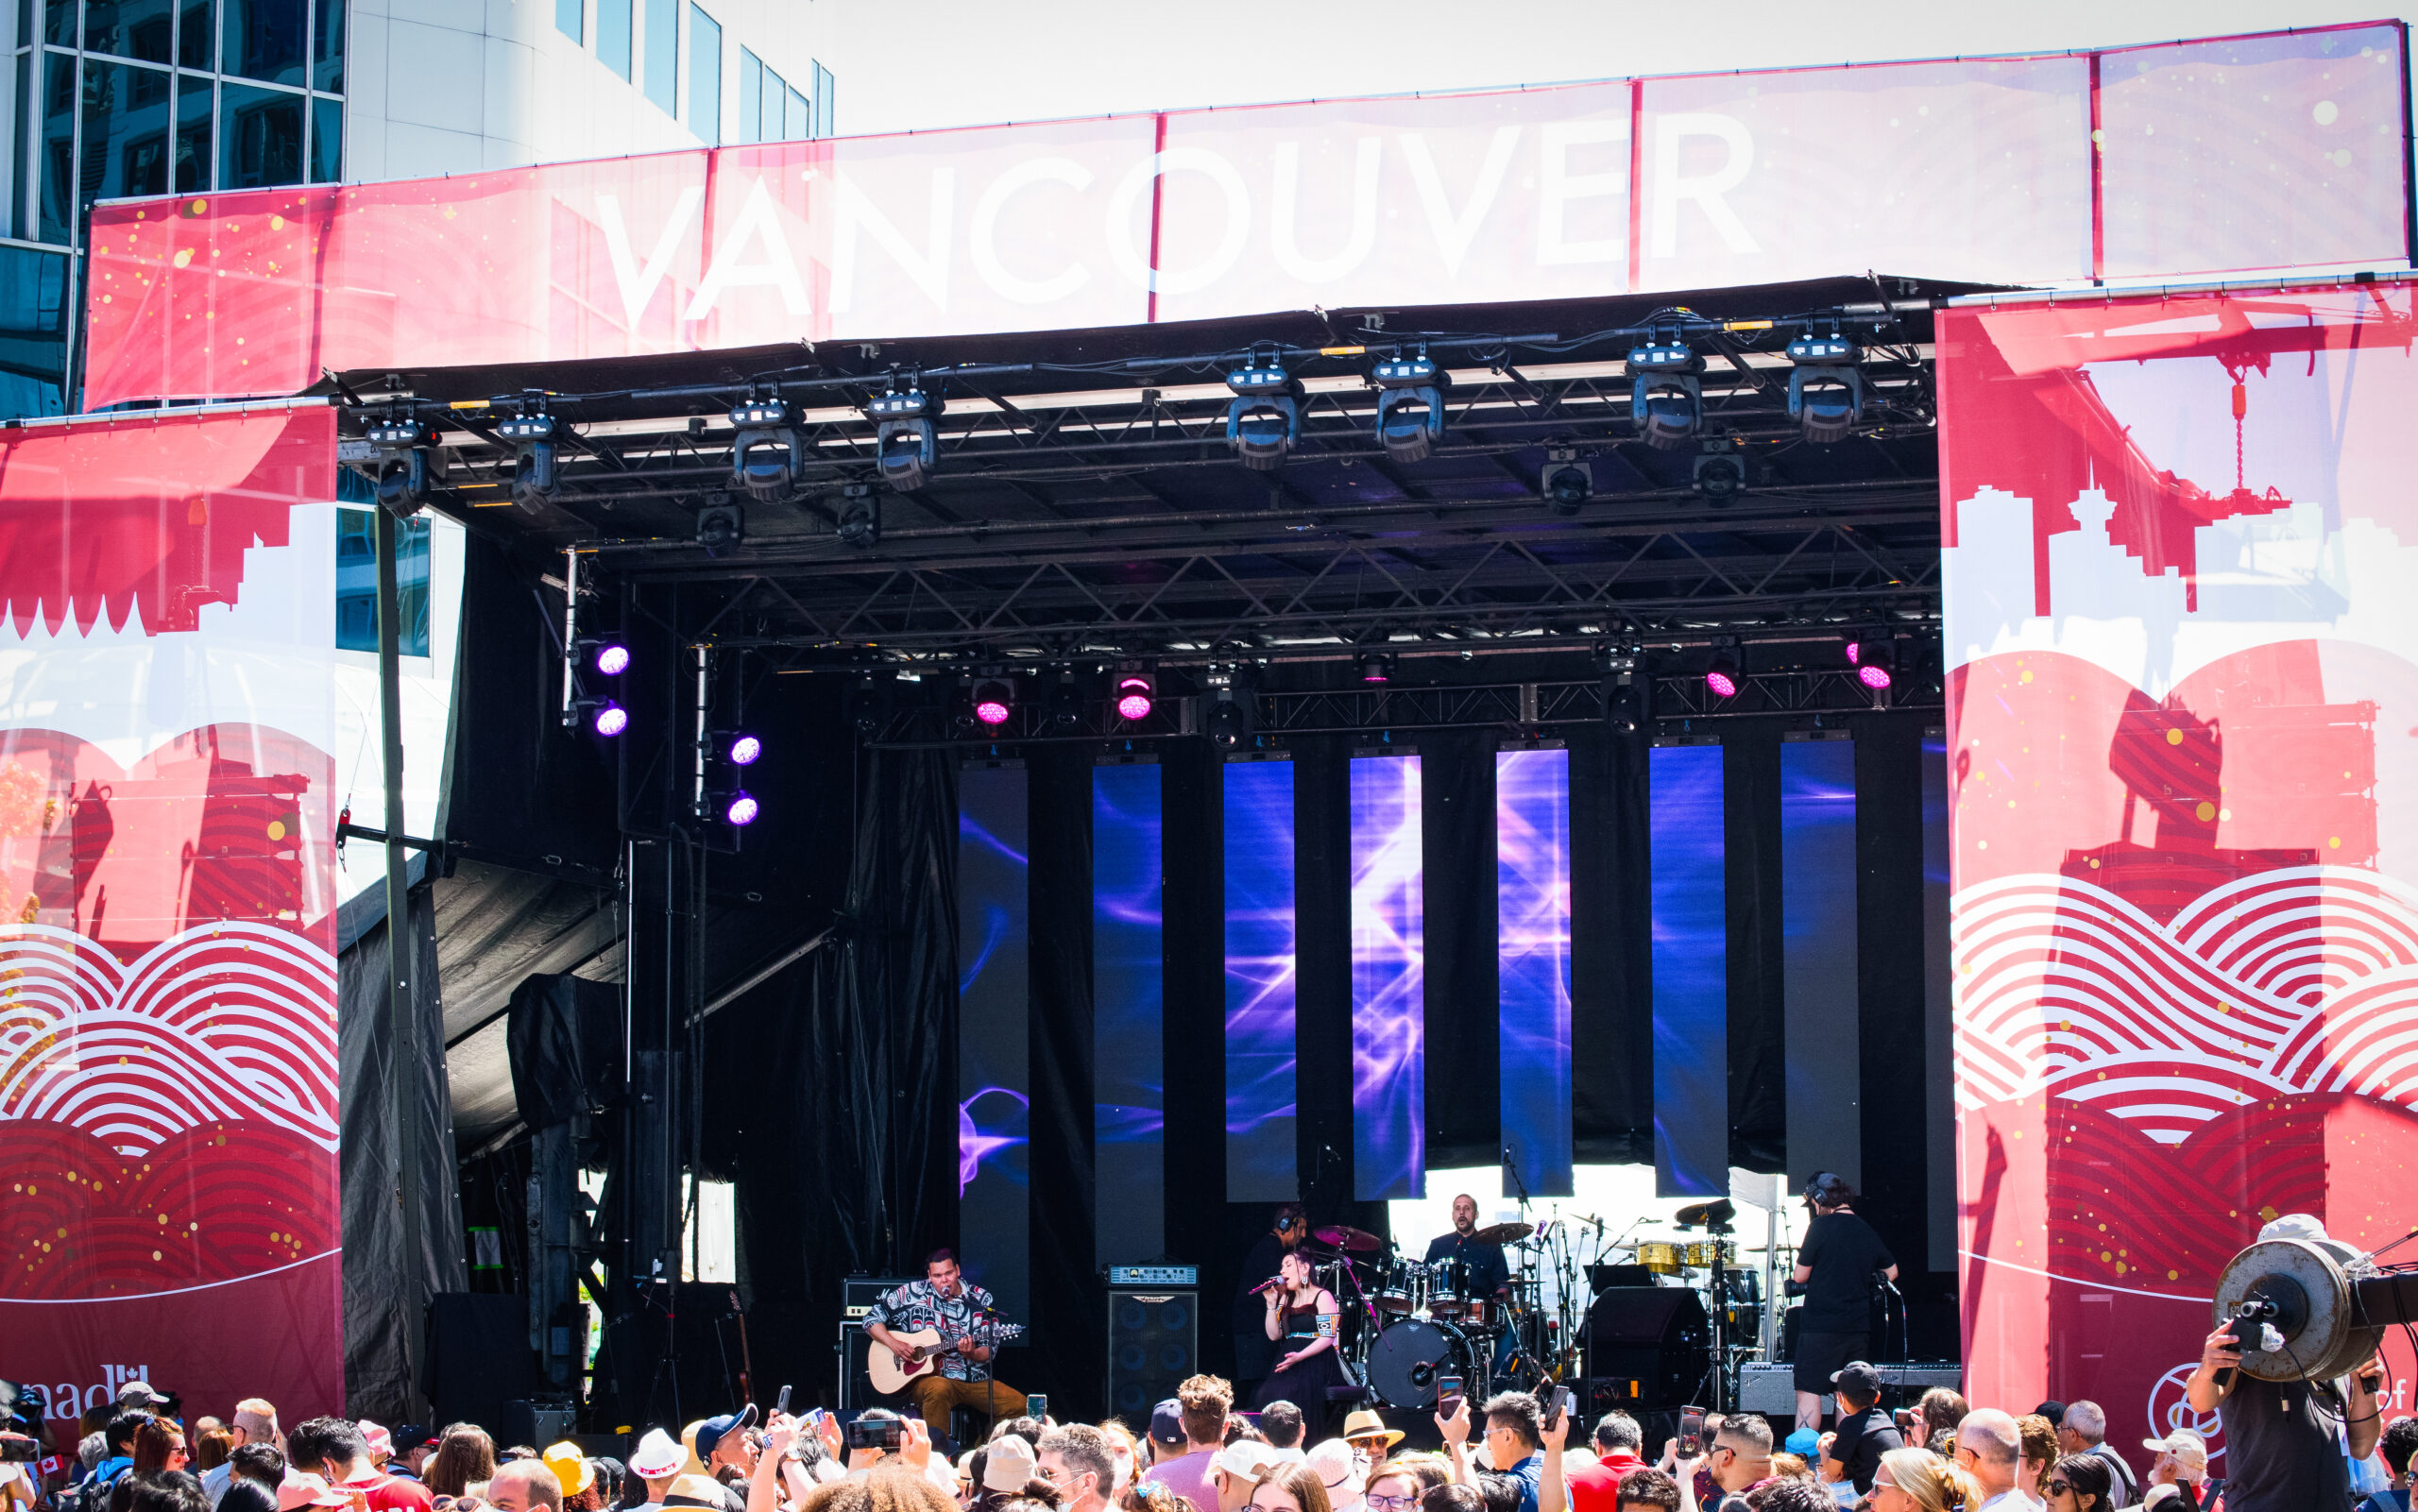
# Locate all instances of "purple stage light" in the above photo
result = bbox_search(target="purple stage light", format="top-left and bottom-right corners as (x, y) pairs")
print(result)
(1843, 640), (1861, 665)
(728, 733), (762, 765)
(592, 700), (628, 737)
(594, 641), (631, 676)
(725, 790), (758, 825)
(1115, 673), (1155, 721)
(975, 696), (1011, 725)
(972, 677), (1015, 726)
(1858, 663), (1893, 690)
(1705, 670), (1738, 698)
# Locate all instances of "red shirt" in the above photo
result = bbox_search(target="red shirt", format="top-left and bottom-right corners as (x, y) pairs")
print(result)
(1563, 1453), (1648, 1512)
(339, 1473), (435, 1512)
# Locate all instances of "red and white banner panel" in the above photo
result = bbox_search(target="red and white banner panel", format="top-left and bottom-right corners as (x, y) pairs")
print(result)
(1938, 287), (2418, 1462)
(80, 24), (2407, 409)
(0, 408), (343, 1433)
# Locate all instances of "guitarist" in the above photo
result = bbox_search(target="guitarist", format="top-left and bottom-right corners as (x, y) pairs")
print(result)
(864, 1248), (1030, 1435)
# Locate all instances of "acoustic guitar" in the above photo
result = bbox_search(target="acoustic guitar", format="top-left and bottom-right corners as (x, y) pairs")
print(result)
(865, 1323), (1028, 1396)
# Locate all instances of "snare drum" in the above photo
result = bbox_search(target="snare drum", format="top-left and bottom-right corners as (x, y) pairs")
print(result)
(1426, 1258), (1471, 1319)
(1635, 1240), (1686, 1274)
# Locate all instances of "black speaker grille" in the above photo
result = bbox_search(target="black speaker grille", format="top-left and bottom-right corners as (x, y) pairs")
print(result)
(1107, 1290), (1197, 1418)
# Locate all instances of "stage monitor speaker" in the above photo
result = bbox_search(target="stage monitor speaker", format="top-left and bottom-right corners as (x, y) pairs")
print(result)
(502, 1401), (577, 1450)
(839, 1321), (916, 1414)
(427, 1292), (539, 1439)
(1107, 1287), (1197, 1420)
(1584, 1286), (1709, 1413)
(1737, 1363), (1795, 1414)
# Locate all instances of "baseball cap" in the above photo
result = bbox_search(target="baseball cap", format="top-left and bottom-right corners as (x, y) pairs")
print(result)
(628, 1429), (686, 1482)
(694, 1405), (758, 1461)
(1831, 1361), (1882, 1397)
(358, 1423), (394, 1461)
(1783, 1428), (1820, 1457)
(664, 1473), (727, 1509)
(983, 1436), (1038, 1492)
(116, 1383), (170, 1408)
(395, 1426), (434, 1453)
(1149, 1401), (1186, 1448)
(2140, 1430), (2207, 1470)
(2257, 1213), (2327, 1244)
(544, 1443), (595, 1498)
(276, 1474), (350, 1512)
(1305, 1439), (1365, 1501)
(1216, 1441), (1277, 1484)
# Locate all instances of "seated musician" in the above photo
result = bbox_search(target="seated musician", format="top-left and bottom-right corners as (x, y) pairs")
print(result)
(864, 1248), (1029, 1433)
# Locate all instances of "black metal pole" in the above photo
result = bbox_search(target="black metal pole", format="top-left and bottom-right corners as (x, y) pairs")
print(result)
(376, 506), (426, 1414)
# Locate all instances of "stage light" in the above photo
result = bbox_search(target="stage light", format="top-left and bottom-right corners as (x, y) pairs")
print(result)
(498, 409), (560, 513)
(574, 697), (628, 737)
(1541, 455), (1592, 516)
(1371, 352), (1449, 464)
(1606, 678), (1643, 734)
(724, 790), (759, 826)
(575, 637), (630, 677)
(1225, 360), (1302, 471)
(845, 678), (890, 738)
(1694, 440), (1747, 504)
(1114, 671), (1156, 722)
(1856, 640), (1895, 690)
(972, 677), (1015, 727)
(695, 496), (745, 553)
(726, 733), (763, 765)
(1627, 339), (1704, 450)
(836, 484), (880, 548)
(1704, 649), (1741, 700)
(1358, 652), (1392, 685)
(1207, 693), (1248, 746)
(1786, 331), (1865, 444)
(1048, 671), (1084, 729)
(729, 397), (800, 501)
(868, 385), (944, 492)
(363, 416), (445, 518)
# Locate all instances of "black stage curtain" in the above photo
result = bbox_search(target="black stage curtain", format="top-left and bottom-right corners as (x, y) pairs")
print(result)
(1025, 745), (1103, 1416)
(1572, 726), (1655, 1164)
(1422, 730), (1502, 1172)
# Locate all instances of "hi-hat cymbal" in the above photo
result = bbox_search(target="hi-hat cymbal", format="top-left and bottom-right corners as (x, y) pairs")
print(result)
(1471, 1220), (1540, 1245)
(1674, 1198), (1736, 1232)
(1311, 1223), (1384, 1252)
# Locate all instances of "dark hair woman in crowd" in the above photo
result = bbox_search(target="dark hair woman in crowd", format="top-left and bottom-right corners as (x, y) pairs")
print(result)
(428, 1426), (500, 1499)
(2042, 1455), (2114, 1512)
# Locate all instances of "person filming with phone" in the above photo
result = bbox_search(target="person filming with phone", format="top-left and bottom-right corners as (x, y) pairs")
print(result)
(1438, 1392), (1543, 1512)
(2184, 1215), (2388, 1512)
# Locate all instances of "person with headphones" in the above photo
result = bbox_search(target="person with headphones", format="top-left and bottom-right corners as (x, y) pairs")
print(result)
(1788, 1172), (1898, 1435)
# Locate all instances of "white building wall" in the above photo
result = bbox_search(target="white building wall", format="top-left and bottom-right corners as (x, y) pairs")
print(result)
(346, 0), (831, 184)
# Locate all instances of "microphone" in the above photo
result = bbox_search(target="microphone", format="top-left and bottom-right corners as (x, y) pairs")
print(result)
(1251, 1275), (1287, 1296)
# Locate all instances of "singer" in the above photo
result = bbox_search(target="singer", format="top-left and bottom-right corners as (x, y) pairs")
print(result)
(1252, 1249), (1347, 1418)
(1234, 1202), (1309, 1399)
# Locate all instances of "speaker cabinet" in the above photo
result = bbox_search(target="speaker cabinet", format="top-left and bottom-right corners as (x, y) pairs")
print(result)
(1106, 1288), (1197, 1419)
(840, 1321), (916, 1413)
(1583, 1287), (1710, 1413)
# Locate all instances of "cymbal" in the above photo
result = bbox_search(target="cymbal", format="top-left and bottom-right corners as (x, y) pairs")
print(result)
(1471, 1220), (1540, 1245)
(1311, 1223), (1384, 1252)
(1674, 1198), (1735, 1231)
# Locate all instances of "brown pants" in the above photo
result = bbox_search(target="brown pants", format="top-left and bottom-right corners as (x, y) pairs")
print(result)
(907, 1372), (1029, 1430)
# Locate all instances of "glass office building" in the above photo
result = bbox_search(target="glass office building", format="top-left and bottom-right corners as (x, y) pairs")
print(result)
(0, 0), (830, 419)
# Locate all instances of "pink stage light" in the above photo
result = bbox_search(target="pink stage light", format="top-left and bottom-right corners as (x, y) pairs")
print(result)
(1858, 663), (1893, 689)
(1115, 674), (1155, 721)
(974, 697), (1012, 725)
(1705, 670), (1738, 699)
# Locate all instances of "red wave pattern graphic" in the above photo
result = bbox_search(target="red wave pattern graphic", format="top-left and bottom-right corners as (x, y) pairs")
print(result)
(1955, 868), (2418, 1145)
(0, 922), (337, 1156)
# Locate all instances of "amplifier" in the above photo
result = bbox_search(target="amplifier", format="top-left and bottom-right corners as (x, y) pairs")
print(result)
(1875, 1363), (1964, 1390)
(1107, 1265), (1200, 1286)
(837, 1319), (915, 1413)
(842, 1275), (916, 1320)
(1107, 1287), (1198, 1419)
(1737, 1363), (1796, 1413)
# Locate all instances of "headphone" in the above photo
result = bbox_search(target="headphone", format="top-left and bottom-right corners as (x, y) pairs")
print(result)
(1804, 1171), (1849, 1205)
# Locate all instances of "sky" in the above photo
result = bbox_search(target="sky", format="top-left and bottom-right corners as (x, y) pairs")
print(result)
(811, 0), (2418, 137)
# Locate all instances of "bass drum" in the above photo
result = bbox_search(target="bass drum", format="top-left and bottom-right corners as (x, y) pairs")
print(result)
(1367, 1318), (1473, 1409)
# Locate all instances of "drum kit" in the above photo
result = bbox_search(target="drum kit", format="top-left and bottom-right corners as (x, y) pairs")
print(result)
(1303, 1196), (1786, 1414)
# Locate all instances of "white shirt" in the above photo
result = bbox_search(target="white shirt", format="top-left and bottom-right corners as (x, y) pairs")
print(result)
(200, 1463), (235, 1509)
(1978, 1493), (2042, 1512)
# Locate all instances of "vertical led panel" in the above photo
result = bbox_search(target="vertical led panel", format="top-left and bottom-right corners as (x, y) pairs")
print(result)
(1780, 738), (1859, 1193)
(1093, 760), (1164, 1266)
(1651, 743), (1727, 1197)
(1497, 747), (1574, 1197)
(1351, 752), (1424, 1200)
(957, 762), (1030, 1323)
(1224, 756), (1298, 1198)
(1921, 733), (1955, 1271)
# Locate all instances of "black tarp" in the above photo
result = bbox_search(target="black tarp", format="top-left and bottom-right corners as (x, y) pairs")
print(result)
(339, 889), (468, 1419)
(507, 974), (626, 1131)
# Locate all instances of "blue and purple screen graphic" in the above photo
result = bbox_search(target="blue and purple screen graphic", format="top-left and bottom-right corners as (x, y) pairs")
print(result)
(957, 763), (1030, 1321)
(1650, 743), (1727, 1197)
(1093, 761), (1165, 1265)
(1779, 739), (1859, 1191)
(1497, 747), (1574, 1197)
(1224, 757), (1298, 1198)
(1351, 754), (1424, 1200)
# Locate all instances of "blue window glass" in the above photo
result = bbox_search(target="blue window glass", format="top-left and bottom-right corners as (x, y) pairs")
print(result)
(84, 60), (175, 200)
(174, 73), (211, 190)
(222, 0), (303, 85)
(784, 84), (806, 141)
(335, 508), (431, 655)
(43, 0), (77, 45)
(10, 53), (34, 236)
(310, 93), (339, 181)
(219, 81), (301, 187)
(312, 0), (340, 92)
(812, 61), (833, 135)
(177, 0), (211, 67)
(596, 0), (630, 79)
(0, 244), (71, 421)
(688, 6), (720, 144)
(554, 0), (582, 42)
(735, 48), (759, 144)
(758, 60), (782, 141)
(39, 52), (77, 244)
(641, 0), (673, 114)
(90, 0), (174, 63)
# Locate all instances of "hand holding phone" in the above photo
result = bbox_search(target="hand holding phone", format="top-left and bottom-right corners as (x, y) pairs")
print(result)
(1679, 1407), (1706, 1447)
(1546, 1386), (1575, 1433)
(845, 1418), (906, 1453)
(775, 1385), (792, 1417)
(1027, 1394), (1049, 1423)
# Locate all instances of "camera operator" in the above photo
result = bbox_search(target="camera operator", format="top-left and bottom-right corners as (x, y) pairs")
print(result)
(2184, 1215), (2388, 1512)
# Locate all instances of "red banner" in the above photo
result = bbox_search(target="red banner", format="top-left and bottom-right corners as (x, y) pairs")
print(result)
(81, 23), (2407, 410)
(1938, 287), (2418, 1469)
(0, 408), (343, 1435)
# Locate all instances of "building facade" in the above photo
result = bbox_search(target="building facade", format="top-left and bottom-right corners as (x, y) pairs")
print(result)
(0, 0), (832, 418)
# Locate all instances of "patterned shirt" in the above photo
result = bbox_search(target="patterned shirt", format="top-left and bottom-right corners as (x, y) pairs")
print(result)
(865, 1278), (1000, 1381)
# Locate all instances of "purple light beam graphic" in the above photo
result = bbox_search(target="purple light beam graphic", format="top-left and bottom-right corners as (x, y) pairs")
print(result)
(1352, 753), (1424, 1200)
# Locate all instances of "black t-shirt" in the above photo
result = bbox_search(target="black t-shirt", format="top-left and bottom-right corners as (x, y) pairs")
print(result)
(1796, 1212), (1894, 1331)
(2215, 1373), (2350, 1512)
(1826, 1407), (1903, 1494)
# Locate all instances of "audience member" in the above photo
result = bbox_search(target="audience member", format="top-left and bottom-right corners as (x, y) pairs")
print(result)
(544, 1446), (595, 1512)
(1092, 1427), (1137, 1506)
(2363, 1416), (2418, 1512)
(1140, 1378), (1230, 1512)
(2040, 1455), (2109, 1512)
(288, 1420), (435, 1512)
(2137, 1429), (2206, 1505)
(204, 1405), (285, 1511)
(2012, 1418), (2057, 1504)
(195, 1436), (233, 1477)
(488, 1465), (563, 1512)
(1439, 1396), (1541, 1512)
(1249, 1465), (1334, 1512)
(1607, 1469), (1676, 1512)
(214, 1449), (282, 1512)
(1950, 1412), (2021, 1511)
(1213, 1441), (1277, 1512)
(2048, 1405), (2132, 1507)
(1419, 1486), (1479, 1512)
(793, 1470), (957, 1512)
(1304, 1441), (1364, 1512)
(1699, 1417), (1774, 1512)
(1362, 1460), (1422, 1512)
(1868, 1448), (1983, 1512)
(1339, 1418), (1402, 1477)
(274, 1474), (352, 1512)
(1817, 1362), (1902, 1496)
(1552, 1413), (1644, 1512)
(132, 1423), (190, 1477)
(629, 1430), (688, 1508)
(1036, 1428), (1114, 1512)
(1741, 1483), (1827, 1512)
(429, 1430), (501, 1502)
(1258, 1409), (1306, 1467)
(1910, 1394), (1967, 1458)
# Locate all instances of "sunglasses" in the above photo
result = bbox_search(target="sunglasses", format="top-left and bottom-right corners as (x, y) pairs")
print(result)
(2043, 1482), (2070, 1497)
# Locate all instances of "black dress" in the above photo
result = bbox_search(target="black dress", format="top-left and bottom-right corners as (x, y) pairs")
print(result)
(1252, 1293), (1350, 1411)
